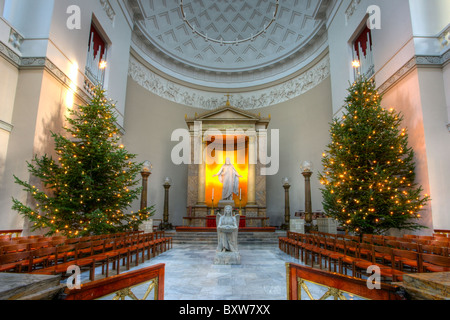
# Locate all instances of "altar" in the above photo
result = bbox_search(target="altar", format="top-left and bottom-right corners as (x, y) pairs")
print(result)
(181, 100), (272, 231)
(206, 216), (246, 228)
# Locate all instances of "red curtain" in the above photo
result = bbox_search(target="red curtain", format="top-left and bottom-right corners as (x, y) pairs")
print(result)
(89, 25), (106, 60)
(354, 26), (372, 60)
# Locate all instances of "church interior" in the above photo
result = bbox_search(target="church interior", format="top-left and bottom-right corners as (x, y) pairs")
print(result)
(0, 0), (449, 303)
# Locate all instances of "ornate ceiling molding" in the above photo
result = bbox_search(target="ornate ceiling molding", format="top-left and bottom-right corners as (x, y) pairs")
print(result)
(125, 0), (336, 89)
(128, 51), (330, 110)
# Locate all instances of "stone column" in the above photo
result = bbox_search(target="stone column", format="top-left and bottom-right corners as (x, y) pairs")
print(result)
(197, 140), (206, 205)
(247, 134), (257, 205)
(444, 63), (450, 131)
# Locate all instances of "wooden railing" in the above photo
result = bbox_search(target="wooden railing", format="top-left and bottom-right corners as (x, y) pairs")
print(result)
(434, 230), (450, 237)
(0, 230), (23, 238)
(286, 263), (403, 300)
(64, 263), (165, 300)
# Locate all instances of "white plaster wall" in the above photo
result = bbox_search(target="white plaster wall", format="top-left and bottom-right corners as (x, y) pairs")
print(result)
(328, 0), (414, 115)
(444, 63), (450, 124)
(0, 67), (87, 231)
(409, 0), (450, 57)
(2, 0), (54, 38)
(0, 57), (19, 206)
(259, 77), (333, 226)
(417, 67), (450, 230)
(0, 0), (5, 17)
(47, 0), (133, 127)
(3, 0), (132, 127)
(380, 69), (433, 234)
(409, 0), (450, 36)
(123, 78), (204, 227)
(0, 56), (18, 125)
(0, 69), (44, 230)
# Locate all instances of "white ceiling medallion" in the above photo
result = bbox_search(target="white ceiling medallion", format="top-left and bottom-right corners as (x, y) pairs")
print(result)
(180, 0), (279, 47)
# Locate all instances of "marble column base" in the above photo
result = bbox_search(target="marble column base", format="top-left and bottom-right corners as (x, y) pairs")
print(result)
(214, 251), (241, 265)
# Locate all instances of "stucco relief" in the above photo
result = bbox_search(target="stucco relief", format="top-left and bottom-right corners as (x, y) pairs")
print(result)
(128, 54), (330, 110)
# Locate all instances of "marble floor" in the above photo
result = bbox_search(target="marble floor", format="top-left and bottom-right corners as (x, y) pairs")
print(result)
(77, 243), (297, 300)
(154, 244), (295, 300)
(78, 243), (365, 301)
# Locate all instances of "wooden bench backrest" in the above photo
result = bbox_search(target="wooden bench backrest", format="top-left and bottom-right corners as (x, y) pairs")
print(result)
(419, 244), (447, 256)
(421, 253), (450, 267)
(56, 245), (76, 255)
(32, 246), (57, 258)
(399, 241), (419, 251)
(1, 243), (30, 254)
(0, 251), (32, 271)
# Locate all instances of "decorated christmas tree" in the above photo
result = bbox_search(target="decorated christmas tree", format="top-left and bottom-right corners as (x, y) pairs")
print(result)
(319, 77), (429, 236)
(12, 87), (154, 237)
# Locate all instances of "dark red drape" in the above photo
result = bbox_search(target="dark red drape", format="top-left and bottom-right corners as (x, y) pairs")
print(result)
(89, 25), (106, 60)
(354, 26), (372, 60)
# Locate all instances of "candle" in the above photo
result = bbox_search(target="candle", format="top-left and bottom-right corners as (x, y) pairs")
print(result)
(239, 189), (242, 200)
(212, 188), (214, 200)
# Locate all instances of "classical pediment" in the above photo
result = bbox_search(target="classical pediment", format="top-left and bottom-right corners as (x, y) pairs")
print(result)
(188, 104), (270, 122)
(196, 106), (260, 121)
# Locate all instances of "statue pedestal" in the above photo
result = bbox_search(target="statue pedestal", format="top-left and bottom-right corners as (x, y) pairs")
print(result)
(214, 251), (241, 265)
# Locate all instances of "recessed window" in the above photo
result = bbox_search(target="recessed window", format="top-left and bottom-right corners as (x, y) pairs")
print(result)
(352, 26), (374, 79)
(86, 23), (108, 85)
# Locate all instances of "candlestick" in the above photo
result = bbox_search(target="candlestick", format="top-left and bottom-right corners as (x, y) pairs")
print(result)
(211, 188), (215, 216)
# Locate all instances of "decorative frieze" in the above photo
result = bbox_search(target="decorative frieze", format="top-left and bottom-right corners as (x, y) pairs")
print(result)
(378, 49), (450, 95)
(99, 0), (116, 22)
(416, 49), (450, 66)
(128, 53), (331, 110)
(0, 41), (21, 66)
(345, 0), (362, 24)
(377, 57), (417, 94)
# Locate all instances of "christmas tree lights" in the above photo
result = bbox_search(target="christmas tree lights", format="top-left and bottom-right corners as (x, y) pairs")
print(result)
(12, 86), (154, 237)
(319, 77), (429, 236)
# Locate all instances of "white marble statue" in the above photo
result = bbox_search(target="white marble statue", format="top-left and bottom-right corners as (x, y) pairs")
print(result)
(216, 205), (240, 253)
(213, 157), (242, 201)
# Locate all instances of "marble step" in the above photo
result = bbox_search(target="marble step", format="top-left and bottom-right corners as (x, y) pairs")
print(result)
(165, 231), (284, 245)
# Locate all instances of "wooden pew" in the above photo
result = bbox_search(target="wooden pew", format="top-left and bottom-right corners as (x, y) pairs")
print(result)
(2, 232), (172, 283)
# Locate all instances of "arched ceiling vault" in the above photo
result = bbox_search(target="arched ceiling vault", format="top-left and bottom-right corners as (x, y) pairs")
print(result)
(124, 0), (339, 108)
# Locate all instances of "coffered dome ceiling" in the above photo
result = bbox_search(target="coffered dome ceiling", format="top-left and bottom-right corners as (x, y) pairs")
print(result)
(125, 0), (337, 91)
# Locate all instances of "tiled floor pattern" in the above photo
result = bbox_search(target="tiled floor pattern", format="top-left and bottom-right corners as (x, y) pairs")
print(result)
(77, 243), (364, 300)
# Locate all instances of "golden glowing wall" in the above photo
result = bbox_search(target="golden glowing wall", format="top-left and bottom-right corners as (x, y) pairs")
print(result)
(205, 136), (248, 207)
